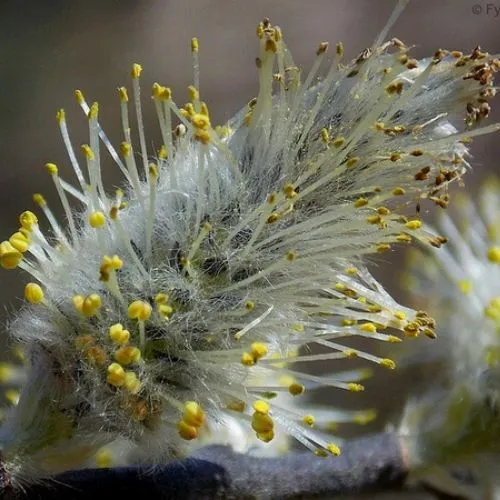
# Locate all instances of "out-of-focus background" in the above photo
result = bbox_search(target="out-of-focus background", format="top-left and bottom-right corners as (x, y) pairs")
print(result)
(0, 0), (499, 475)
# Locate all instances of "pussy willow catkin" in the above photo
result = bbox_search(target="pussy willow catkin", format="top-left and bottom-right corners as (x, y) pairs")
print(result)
(0, 9), (498, 486)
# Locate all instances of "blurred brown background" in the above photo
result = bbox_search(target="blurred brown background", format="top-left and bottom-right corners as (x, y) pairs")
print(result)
(0, 0), (499, 440)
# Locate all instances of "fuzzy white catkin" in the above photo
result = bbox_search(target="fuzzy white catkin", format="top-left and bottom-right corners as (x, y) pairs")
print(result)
(0, 9), (499, 487)
(399, 179), (500, 496)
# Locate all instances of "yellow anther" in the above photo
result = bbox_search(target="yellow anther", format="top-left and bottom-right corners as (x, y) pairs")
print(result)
(388, 335), (402, 343)
(227, 400), (246, 413)
(88, 211), (106, 228)
(286, 250), (297, 261)
(355, 198), (369, 208)
(19, 211), (38, 230)
(327, 443), (341, 456)
(33, 193), (47, 206)
(109, 324), (130, 345)
(5, 389), (20, 406)
(102, 255), (123, 271)
(114, 346), (141, 365)
(347, 383), (364, 392)
(379, 358), (396, 370)
(124, 372), (141, 394)
(192, 113), (210, 130)
(376, 207), (390, 216)
(252, 412), (274, 433)
(344, 349), (358, 359)
(485, 297), (500, 320)
(183, 401), (205, 428)
(81, 144), (95, 160)
(74, 334), (95, 349)
(9, 231), (30, 253)
(88, 102), (99, 120)
(120, 142), (132, 157)
(194, 130), (211, 144)
(251, 343), (268, 361)
(155, 293), (169, 305)
(200, 102), (210, 117)
(118, 86), (129, 103)
(283, 183), (297, 199)
(0, 364), (13, 383)
(459, 280), (472, 294)
(82, 294), (102, 317)
(303, 415), (315, 427)
(360, 323), (377, 333)
(346, 157), (359, 168)
(158, 145), (168, 159)
(86, 346), (107, 366)
(191, 37), (199, 53)
(74, 89), (85, 104)
(342, 319), (356, 326)
(24, 283), (44, 304)
(184, 103), (195, 116)
(353, 409), (377, 425)
(0, 241), (22, 269)
(336, 41), (344, 56)
(406, 220), (422, 230)
(127, 300), (152, 321)
(367, 215), (382, 225)
(95, 448), (113, 468)
(332, 136), (345, 148)
(266, 213), (279, 224)
(177, 420), (199, 440)
(158, 304), (174, 318)
(45, 162), (58, 175)
(392, 187), (406, 196)
(396, 233), (412, 243)
(70, 295), (83, 314)
(488, 246), (500, 263)
(253, 400), (270, 415)
(321, 128), (329, 143)
(149, 164), (159, 179)
(335, 283), (345, 291)
(241, 352), (255, 366)
(107, 363), (126, 387)
(394, 311), (406, 320)
(131, 63), (142, 79)
(376, 243), (391, 253)
(256, 430), (275, 443)
(56, 109), (66, 123)
(292, 322), (304, 332)
(188, 85), (199, 102)
(368, 304), (382, 313)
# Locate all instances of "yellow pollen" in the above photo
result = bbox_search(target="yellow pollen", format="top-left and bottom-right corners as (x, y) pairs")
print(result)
(89, 211), (106, 228)
(253, 400), (270, 415)
(5, 389), (20, 406)
(19, 211), (38, 230)
(303, 415), (315, 427)
(379, 358), (396, 370)
(252, 412), (274, 433)
(120, 142), (131, 157)
(347, 383), (364, 392)
(251, 343), (268, 361)
(392, 187), (406, 196)
(33, 193), (46, 206)
(332, 136), (345, 148)
(56, 109), (65, 123)
(88, 102), (99, 120)
(0, 241), (23, 269)
(394, 311), (406, 320)
(406, 220), (422, 230)
(114, 346), (141, 365)
(327, 443), (341, 456)
(177, 420), (198, 440)
(107, 363), (126, 387)
(131, 63), (142, 79)
(81, 144), (95, 160)
(288, 383), (305, 396)
(45, 162), (58, 176)
(192, 113), (210, 130)
(487, 246), (500, 263)
(183, 401), (205, 428)
(9, 232), (30, 253)
(158, 304), (174, 318)
(188, 85), (199, 102)
(360, 323), (377, 333)
(0, 364), (13, 383)
(241, 352), (255, 366)
(124, 372), (141, 394)
(95, 448), (113, 468)
(74, 89), (85, 104)
(346, 157), (359, 168)
(128, 300), (152, 321)
(118, 86), (129, 103)
(191, 37), (199, 53)
(458, 280), (472, 294)
(109, 324), (130, 345)
(24, 283), (44, 304)
(81, 294), (102, 317)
